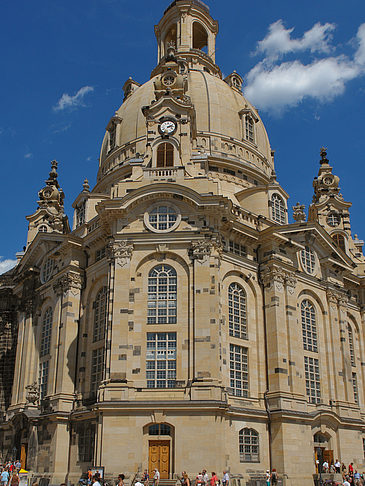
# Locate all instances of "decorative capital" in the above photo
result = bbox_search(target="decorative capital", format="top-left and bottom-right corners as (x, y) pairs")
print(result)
(53, 272), (83, 294)
(261, 267), (296, 294)
(190, 239), (218, 263)
(107, 240), (134, 267)
(25, 382), (40, 405)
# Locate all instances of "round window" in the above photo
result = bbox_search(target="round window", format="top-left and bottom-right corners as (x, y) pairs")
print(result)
(144, 204), (181, 233)
(327, 213), (340, 227)
(300, 246), (316, 275)
(41, 258), (54, 284)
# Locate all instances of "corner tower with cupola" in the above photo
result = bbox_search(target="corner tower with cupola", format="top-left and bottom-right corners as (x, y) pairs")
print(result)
(1, 2), (365, 486)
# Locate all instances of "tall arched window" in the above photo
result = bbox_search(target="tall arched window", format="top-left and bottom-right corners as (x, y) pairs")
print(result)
(39, 307), (52, 399)
(193, 22), (208, 51)
(40, 307), (53, 357)
(301, 300), (317, 352)
(148, 265), (177, 324)
(332, 233), (346, 252)
(245, 116), (254, 142)
(228, 283), (247, 339)
(348, 324), (355, 367)
(157, 143), (174, 168)
(239, 428), (259, 462)
(271, 194), (286, 224)
(93, 287), (108, 342)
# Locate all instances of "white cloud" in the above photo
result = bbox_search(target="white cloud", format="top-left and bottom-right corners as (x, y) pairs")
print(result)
(0, 257), (17, 275)
(245, 22), (365, 113)
(24, 152), (33, 159)
(53, 86), (94, 112)
(256, 20), (335, 61)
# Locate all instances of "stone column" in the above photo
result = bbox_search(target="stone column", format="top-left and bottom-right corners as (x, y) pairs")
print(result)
(189, 238), (222, 400)
(283, 272), (304, 397)
(52, 271), (83, 410)
(261, 265), (290, 397)
(103, 240), (133, 398)
(325, 289), (346, 404)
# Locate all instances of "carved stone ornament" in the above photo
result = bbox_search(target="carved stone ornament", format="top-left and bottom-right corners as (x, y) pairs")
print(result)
(285, 273), (297, 294)
(26, 382), (40, 405)
(107, 240), (134, 267)
(292, 202), (306, 223)
(53, 272), (83, 294)
(190, 239), (220, 263)
(326, 289), (338, 304)
(261, 267), (297, 294)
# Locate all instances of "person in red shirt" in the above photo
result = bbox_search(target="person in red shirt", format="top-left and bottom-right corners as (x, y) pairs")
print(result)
(349, 463), (354, 476)
(210, 473), (218, 486)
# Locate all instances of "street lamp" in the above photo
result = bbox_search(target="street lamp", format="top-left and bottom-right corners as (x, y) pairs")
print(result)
(316, 447), (323, 486)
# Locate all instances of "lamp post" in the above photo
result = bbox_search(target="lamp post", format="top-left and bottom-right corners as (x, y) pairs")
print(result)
(316, 447), (323, 486)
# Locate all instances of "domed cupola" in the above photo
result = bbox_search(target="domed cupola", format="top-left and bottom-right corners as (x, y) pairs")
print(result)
(153, 0), (220, 77)
(95, 0), (283, 224)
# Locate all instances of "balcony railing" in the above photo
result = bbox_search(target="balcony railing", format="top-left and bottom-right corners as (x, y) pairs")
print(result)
(143, 166), (185, 180)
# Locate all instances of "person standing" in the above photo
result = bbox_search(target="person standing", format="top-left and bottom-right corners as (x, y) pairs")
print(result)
(210, 472), (218, 486)
(265, 470), (270, 486)
(118, 474), (125, 486)
(1, 469), (9, 486)
(153, 469), (160, 486)
(202, 470), (209, 486)
(270, 469), (278, 486)
(334, 460), (341, 474)
(142, 469), (149, 486)
(10, 471), (19, 486)
(222, 471), (229, 486)
(92, 475), (101, 486)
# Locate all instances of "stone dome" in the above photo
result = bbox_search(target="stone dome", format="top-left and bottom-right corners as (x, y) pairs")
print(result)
(98, 71), (273, 185)
(96, 0), (275, 197)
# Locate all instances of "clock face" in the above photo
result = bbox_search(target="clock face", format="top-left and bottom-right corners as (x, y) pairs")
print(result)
(160, 120), (176, 134)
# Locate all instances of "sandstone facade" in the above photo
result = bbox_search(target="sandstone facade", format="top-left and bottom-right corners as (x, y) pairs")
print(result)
(1, 2), (365, 486)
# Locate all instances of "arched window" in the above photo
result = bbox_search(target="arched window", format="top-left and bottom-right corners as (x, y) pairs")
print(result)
(348, 324), (355, 367)
(38, 225), (48, 233)
(157, 143), (174, 168)
(239, 428), (259, 462)
(148, 265), (177, 324)
(301, 246), (316, 274)
(228, 283), (247, 339)
(271, 194), (286, 224)
(93, 287), (108, 342)
(301, 300), (317, 352)
(332, 233), (346, 252)
(193, 22), (208, 51)
(245, 116), (254, 143)
(40, 307), (53, 357)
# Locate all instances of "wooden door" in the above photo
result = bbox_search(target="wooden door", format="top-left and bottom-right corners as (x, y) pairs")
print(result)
(20, 444), (27, 469)
(323, 450), (334, 467)
(149, 441), (170, 479)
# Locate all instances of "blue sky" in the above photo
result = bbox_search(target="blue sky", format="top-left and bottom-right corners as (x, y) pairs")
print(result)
(1, 0), (365, 273)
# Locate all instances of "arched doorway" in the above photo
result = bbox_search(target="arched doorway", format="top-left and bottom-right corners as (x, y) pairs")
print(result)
(146, 423), (174, 479)
(314, 432), (333, 472)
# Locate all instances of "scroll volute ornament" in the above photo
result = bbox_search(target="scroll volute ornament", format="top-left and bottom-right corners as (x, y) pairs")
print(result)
(107, 240), (134, 267)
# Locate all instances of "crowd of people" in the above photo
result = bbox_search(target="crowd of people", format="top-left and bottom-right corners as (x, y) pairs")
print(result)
(0, 461), (22, 486)
(319, 460), (365, 486)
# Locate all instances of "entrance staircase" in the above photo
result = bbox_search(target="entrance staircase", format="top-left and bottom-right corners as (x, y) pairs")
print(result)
(159, 479), (179, 486)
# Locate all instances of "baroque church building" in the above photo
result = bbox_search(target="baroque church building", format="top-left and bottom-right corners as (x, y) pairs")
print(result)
(1, 1), (365, 485)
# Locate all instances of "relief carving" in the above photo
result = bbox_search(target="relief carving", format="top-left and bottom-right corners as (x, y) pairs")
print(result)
(25, 382), (40, 405)
(108, 240), (134, 267)
(53, 272), (83, 294)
